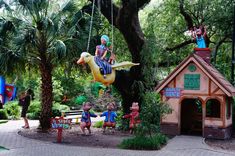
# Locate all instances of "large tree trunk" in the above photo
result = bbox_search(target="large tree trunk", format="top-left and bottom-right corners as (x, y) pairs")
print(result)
(89, 0), (151, 113)
(39, 61), (53, 131)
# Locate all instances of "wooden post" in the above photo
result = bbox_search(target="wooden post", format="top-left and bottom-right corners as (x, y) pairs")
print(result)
(57, 129), (63, 143)
(51, 117), (72, 143)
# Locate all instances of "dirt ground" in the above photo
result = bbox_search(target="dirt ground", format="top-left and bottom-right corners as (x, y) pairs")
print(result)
(18, 124), (132, 149)
(205, 138), (235, 151)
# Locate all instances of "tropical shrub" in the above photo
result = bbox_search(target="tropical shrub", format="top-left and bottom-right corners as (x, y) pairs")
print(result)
(27, 100), (41, 119)
(0, 109), (8, 120)
(52, 102), (70, 117)
(93, 121), (103, 128)
(136, 92), (172, 136)
(120, 92), (172, 150)
(119, 133), (168, 150)
(4, 101), (21, 120)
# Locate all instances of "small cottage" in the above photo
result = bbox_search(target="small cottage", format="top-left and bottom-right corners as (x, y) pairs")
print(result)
(156, 48), (235, 139)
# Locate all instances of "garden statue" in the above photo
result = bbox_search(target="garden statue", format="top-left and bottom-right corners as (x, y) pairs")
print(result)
(123, 102), (141, 133)
(77, 52), (139, 86)
(191, 25), (207, 48)
(95, 35), (110, 78)
(100, 102), (117, 133)
(80, 102), (97, 135)
(106, 42), (116, 65)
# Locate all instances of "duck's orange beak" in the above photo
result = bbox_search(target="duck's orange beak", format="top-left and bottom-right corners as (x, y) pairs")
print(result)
(77, 57), (85, 65)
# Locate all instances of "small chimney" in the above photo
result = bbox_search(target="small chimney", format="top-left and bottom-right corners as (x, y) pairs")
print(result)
(194, 48), (211, 64)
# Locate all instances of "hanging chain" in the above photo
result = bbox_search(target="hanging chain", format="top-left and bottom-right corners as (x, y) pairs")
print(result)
(86, 0), (96, 52)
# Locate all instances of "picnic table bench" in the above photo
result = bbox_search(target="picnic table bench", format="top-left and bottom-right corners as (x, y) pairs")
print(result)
(61, 110), (83, 124)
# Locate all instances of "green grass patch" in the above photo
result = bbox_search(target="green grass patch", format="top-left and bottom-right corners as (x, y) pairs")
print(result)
(119, 133), (168, 150)
(0, 146), (9, 151)
(0, 120), (8, 124)
(93, 121), (103, 128)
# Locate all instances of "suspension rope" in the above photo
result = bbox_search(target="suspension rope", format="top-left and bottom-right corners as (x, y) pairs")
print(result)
(111, 0), (114, 49)
(86, 0), (96, 52)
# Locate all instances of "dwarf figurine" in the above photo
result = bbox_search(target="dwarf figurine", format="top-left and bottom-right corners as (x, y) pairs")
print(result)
(123, 102), (141, 133)
(80, 102), (97, 135)
(100, 102), (117, 133)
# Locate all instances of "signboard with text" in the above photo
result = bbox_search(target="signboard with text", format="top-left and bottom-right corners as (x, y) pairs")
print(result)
(51, 117), (72, 143)
(164, 88), (181, 98)
(51, 117), (72, 129)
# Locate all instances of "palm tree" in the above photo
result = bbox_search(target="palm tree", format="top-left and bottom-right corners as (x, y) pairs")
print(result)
(0, 0), (87, 131)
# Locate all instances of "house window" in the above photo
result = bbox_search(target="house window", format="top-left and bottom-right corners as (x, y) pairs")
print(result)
(226, 97), (232, 119)
(206, 99), (221, 118)
(184, 74), (200, 90)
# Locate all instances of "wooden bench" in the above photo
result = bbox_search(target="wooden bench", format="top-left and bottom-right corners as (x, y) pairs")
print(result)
(61, 110), (83, 124)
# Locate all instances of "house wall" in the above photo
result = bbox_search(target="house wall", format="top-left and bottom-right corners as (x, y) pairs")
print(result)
(159, 62), (232, 138)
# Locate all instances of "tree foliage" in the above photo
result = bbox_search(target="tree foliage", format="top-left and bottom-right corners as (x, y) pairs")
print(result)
(0, 0), (101, 130)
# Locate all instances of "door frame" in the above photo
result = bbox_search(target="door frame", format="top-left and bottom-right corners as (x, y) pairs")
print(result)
(179, 96), (205, 136)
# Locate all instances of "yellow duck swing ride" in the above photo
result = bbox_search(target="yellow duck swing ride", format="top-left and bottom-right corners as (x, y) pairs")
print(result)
(77, 0), (139, 86)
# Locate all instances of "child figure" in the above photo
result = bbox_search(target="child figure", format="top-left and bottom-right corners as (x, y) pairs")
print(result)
(123, 102), (141, 134)
(95, 35), (112, 78)
(80, 102), (97, 135)
(100, 102), (117, 133)
(106, 42), (116, 65)
(95, 35), (109, 61)
(191, 26), (207, 48)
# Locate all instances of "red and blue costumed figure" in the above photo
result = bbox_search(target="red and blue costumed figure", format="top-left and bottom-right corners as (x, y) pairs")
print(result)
(191, 26), (207, 48)
(80, 102), (97, 135)
(123, 102), (141, 133)
(100, 102), (117, 133)
(95, 35), (112, 78)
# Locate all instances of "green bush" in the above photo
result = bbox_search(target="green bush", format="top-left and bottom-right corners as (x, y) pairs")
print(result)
(27, 100), (41, 119)
(93, 121), (103, 128)
(27, 112), (40, 120)
(52, 102), (70, 117)
(4, 101), (21, 119)
(116, 110), (129, 131)
(75, 96), (87, 105)
(137, 92), (172, 136)
(119, 133), (168, 150)
(0, 109), (8, 120)
(119, 92), (171, 150)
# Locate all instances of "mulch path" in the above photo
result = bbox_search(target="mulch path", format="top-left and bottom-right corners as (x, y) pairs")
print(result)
(18, 124), (132, 148)
(205, 138), (235, 151)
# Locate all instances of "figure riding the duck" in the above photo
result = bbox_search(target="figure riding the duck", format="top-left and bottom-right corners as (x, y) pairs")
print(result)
(77, 35), (139, 86)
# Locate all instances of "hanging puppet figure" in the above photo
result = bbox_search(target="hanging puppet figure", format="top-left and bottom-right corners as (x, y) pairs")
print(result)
(95, 35), (112, 78)
(80, 102), (97, 135)
(106, 42), (116, 65)
(100, 102), (117, 134)
(191, 25), (207, 48)
(123, 102), (141, 134)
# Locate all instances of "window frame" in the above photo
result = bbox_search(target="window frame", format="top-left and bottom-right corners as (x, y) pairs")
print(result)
(205, 98), (221, 119)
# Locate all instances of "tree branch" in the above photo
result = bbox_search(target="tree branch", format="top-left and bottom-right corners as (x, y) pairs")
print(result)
(88, 0), (119, 27)
(212, 36), (228, 64)
(137, 0), (151, 9)
(179, 0), (193, 29)
(165, 39), (194, 51)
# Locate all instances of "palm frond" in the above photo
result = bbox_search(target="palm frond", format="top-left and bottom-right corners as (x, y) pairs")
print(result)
(0, 0), (12, 12)
(61, 0), (79, 14)
(48, 40), (67, 63)
(0, 49), (26, 75)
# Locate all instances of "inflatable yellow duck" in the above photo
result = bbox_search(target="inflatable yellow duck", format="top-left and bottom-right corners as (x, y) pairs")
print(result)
(77, 52), (139, 86)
